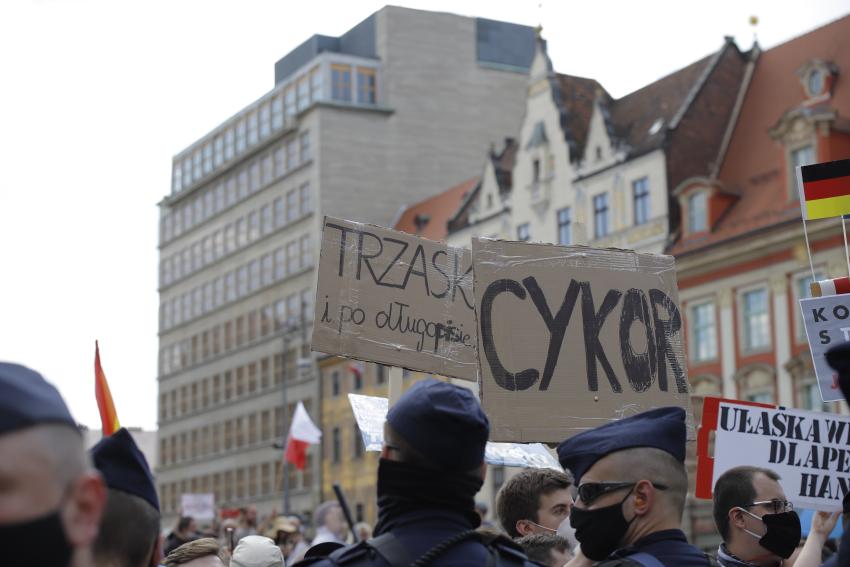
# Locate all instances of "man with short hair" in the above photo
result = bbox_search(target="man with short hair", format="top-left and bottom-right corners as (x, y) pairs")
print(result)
(302, 378), (536, 566)
(497, 469), (574, 539)
(517, 533), (573, 567)
(559, 407), (713, 566)
(167, 516), (200, 555)
(0, 362), (107, 567)
(712, 466), (809, 566)
(91, 427), (162, 567)
(164, 538), (226, 567)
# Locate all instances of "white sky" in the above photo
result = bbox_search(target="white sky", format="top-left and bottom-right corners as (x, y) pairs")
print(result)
(0, 0), (847, 431)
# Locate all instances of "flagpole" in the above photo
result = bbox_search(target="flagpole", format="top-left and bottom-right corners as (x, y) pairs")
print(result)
(840, 215), (850, 279)
(797, 165), (816, 281)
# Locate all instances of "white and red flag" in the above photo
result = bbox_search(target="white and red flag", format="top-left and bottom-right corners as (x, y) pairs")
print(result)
(284, 401), (322, 470)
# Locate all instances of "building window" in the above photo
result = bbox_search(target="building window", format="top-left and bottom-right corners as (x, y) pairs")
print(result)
(742, 288), (770, 352)
(299, 132), (311, 162)
(287, 190), (298, 222)
(807, 69), (825, 98)
(353, 424), (363, 458)
(259, 102), (271, 139)
(791, 144), (815, 170)
(297, 77), (309, 111)
(633, 177), (650, 225)
(532, 159), (540, 183)
(285, 86), (296, 121)
(203, 143), (213, 175)
(310, 66), (323, 102)
(376, 364), (386, 384)
(690, 302), (717, 362)
(800, 381), (827, 412)
(331, 371), (340, 397)
(331, 427), (341, 463)
(593, 193), (609, 238)
(356, 67), (376, 104)
(517, 223), (531, 241)
(236, 120), (246, 154)
(688, 192), (707, 233)
(557, 207), (571, 245)
(247, 111), (258, 146)
(272, 95), (284, 130)
(746, 391), (774, 404)
(300, 183), (312, 215)
(331, 65), (352, 101)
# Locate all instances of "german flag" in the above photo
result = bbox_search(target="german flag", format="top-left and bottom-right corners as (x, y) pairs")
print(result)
(798, 158), (850, 220)
(95, 341), (120, 436)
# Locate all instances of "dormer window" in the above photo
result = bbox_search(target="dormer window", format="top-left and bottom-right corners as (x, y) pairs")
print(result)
(532, 159), (541, 183)
(797, 59), (837, 101)
(595, 146), (602, 161)
(688, 191), (708, 233)
(486, 193), (494, 209)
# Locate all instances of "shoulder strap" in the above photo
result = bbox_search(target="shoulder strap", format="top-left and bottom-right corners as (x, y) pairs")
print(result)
(627, 552), (665, 567)
(368, 533), (414, 567)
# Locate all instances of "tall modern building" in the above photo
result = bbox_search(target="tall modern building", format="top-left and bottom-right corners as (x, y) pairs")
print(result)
(155, 6), (535, 525)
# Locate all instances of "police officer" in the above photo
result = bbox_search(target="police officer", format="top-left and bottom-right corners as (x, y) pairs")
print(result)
(302, 378), (535, 566)
(558, 407), (715, 567)
(91, 428), (162, 567)
(0, 362), (106, 567)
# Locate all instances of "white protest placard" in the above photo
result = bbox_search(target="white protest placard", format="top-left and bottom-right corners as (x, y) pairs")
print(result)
(347, 393), (562, 469)
(312, 217), (476, 380)
(800, 295), (847, 402)
(706, 400), (850, 511)
(471, 239), (692, 443)
(180, 493), (215, 520)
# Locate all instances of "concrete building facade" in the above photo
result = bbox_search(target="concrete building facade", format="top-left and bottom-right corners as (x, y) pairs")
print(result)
(155, 6), (536, 526)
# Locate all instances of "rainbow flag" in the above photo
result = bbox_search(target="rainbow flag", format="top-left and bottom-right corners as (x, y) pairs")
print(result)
(798, 158), (850, 220)
(95, 341), (120, 436)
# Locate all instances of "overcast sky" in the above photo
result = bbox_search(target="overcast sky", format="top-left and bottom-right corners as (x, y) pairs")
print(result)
(0, 0), (847, 432)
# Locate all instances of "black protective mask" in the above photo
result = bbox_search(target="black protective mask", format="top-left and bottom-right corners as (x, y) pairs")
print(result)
(569, 488), (635, 561)
(740, 509), (801, 559)
(0, 509), (73, 567)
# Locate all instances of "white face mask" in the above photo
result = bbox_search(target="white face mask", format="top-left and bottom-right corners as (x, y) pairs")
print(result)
(526, 518), (578, 550)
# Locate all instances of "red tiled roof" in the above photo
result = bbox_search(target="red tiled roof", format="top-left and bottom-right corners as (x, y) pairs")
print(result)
(394, 177), (480, 241)
(671, 14), (850, 255)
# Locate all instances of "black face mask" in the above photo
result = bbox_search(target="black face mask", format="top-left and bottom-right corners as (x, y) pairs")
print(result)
(740, 509), (801, 560)
(0, 509), (73, 567)
(569, 488), (635, 561)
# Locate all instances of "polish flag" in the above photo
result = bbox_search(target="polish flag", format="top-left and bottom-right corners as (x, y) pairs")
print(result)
(285, 401), (322, 470)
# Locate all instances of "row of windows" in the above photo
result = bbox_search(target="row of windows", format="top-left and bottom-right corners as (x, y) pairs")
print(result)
(160, 184), (312, 289)
(328, 364), (387, 397)
(159, 288), (313, 377)
(163, 131), (311, 245)
(329, 421), (366, 463)
(688, 272), (822, 364)
(159, 457), (314, 514)
(159, 350), (306, 422)
(517, 177), (650, 242)
(160, 402), (308, 467)
(160, 235), (314, 332)
(172, 63), (320, 195)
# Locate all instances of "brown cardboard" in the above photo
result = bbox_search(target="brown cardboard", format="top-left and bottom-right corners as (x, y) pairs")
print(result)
(472, 238), (693, 442)
(311, 216), (477, 380)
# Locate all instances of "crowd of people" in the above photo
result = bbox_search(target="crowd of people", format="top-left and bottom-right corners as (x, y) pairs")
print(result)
(2, 342), (850, 566)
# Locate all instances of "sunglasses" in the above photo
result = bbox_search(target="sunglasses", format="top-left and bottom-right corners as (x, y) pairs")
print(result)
(577, 481), (668, 505)
(743, 499), (794, 515)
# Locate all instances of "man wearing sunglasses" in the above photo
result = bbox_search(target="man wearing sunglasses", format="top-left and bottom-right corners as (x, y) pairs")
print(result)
(712, 466), (804, 566)
(558, 407), (714, 566)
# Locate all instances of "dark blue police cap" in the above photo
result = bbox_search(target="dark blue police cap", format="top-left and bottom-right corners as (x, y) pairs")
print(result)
(91, 428), (160, 512)
(0, 362), (77, 435)
(386, 378), (489, 472)
(557, 407), (686, 483)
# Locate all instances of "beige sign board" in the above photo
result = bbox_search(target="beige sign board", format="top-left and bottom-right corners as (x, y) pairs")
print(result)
(311, 216), (477, 380)
(472, 238), (693, 443)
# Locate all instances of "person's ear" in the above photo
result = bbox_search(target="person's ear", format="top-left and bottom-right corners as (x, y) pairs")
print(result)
(632, 480), (654, 516)
(62, 471), (106, 548)
(515, 519), (533, 536)
(729, 507), (747, 531)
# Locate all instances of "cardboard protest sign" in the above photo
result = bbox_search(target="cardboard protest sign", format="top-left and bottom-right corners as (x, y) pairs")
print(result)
(800, 295), (848, 402)
(312, 217), (476, 380)
(348, 393), (561, 469)
(696, 397), (850, 511)
(180, 493), (215, 520)
(471, 239), (692, 443)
